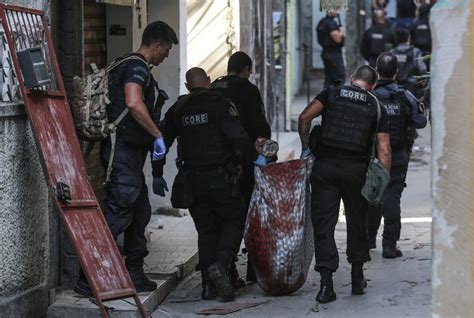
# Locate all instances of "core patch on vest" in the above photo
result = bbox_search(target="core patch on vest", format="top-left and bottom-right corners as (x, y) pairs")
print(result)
(385, 102), (401, 116)
(183, 113), (209, 126)
(371, 33), (383, 39)
(339, 89), (368, 102)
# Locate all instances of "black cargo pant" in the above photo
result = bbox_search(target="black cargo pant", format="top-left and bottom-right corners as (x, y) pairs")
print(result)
(310, 158), (370, 272)
(100, 137), (151, 267)
(321, 50), (346, 89)
(78, 138), (151, 285)
(189, 167), (245, 278)
(237, 163), (257, 280)
(367, 164), (408, 245)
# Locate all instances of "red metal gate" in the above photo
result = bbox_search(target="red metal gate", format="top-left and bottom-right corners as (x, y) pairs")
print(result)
(0, 4), (147, 317)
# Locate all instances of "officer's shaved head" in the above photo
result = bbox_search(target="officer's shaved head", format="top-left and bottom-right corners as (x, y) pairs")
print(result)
(185, 67), (210, 90)
(376, 52), (398, 79)
(352, 65), (378, 86)
(373, 9), (386, 23)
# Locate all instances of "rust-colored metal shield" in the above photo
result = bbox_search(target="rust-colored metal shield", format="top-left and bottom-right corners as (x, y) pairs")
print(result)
(244, 159), (314, 296)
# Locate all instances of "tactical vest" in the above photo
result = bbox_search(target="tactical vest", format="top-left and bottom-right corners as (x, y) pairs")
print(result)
(318, 85), (378, 153)
(173, 89), (234, 167)
(107, 55), (160, 146)
(393, 46), (415, 83)
(412, 22), (431, 49)
(369, 32), (385, 56)
(368, 24), (392, 56)
(211, 75), (246, 118)
(374, 87), (410, 149)
(211, 75), (252, 137)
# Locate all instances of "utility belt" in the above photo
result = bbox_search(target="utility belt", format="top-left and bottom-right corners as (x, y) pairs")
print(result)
(170, 161), (242, 209)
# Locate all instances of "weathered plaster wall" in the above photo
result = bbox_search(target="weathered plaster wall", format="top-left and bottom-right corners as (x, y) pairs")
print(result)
(431, 1), (473, 316)
(0, 1), (54, 317)
(0, 115), (49, 315)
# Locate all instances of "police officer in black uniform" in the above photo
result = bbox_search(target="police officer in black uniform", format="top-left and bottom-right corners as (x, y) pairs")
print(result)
(299, 66), (392, 303)
(361, 9), (396, 67)
(316, 10), (346, 88)
(159, 67), (261, 302)
(74, 21), (178, 296)
(410, 4), (432, 70)
(390, 28), (427, 95)
(367, 53), (427, 258)
(211, 51), (271, 285)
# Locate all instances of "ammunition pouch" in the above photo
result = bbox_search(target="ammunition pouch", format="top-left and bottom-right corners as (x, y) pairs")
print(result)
(225, 161), (242, 198)
(309, 124), (321, 155)
(171, 167), (194, 209)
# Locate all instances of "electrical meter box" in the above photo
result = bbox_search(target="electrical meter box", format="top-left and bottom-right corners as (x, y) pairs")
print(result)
(17, 47), (51, 88)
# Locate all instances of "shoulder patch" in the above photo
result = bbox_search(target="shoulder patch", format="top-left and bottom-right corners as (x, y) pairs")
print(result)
(228, 102), (239, 117)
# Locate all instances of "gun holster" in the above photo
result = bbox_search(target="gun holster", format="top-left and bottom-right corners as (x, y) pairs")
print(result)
(225, 161), (242, 198)
(171, 167), (194, 209)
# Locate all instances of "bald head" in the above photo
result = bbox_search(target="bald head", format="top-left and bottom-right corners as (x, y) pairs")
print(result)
(185, 67), (210, 90)
(373, 9), (386, 23)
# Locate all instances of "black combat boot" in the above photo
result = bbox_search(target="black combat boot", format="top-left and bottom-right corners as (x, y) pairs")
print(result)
(74, 270), (93, 297)
(245, 261), (257, 283)
(316, 268), (336, 303)
(201, 269), (218, 300)
(351, 262), (367, 295)
(229, 262), (246, 288)
(127, 261), (157, 293)
(208, 263), (235, 302)
(368, 235), (377, 249)
(382, 239), (403, 258)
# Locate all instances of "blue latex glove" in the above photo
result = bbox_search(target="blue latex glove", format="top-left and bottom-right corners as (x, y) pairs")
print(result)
(152, 137), (166, 161)
(300, 148), (312, 159)
(153, 177), (169, 197)
(254, 154), (268, 167)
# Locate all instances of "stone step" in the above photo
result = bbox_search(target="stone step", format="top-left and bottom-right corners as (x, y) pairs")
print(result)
(48, 215), (199, 317)
(48, 280), (171, 318)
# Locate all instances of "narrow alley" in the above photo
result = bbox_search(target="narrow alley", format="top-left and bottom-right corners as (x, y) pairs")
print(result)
(1, 1), (472, 317)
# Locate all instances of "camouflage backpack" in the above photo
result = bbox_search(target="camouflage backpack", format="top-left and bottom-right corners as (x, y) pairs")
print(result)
(70, 54), (150, 141)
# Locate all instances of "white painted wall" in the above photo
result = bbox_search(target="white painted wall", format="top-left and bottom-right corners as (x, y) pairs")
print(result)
(148, 0), (186, 104)
(146, 0), (186, 209)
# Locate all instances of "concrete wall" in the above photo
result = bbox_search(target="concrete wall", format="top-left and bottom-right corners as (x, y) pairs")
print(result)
(0, 113), (50, 317)
(0, 2), (53, 317)
(430, 1), (473, 316)
(148, 0), (186, 105)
